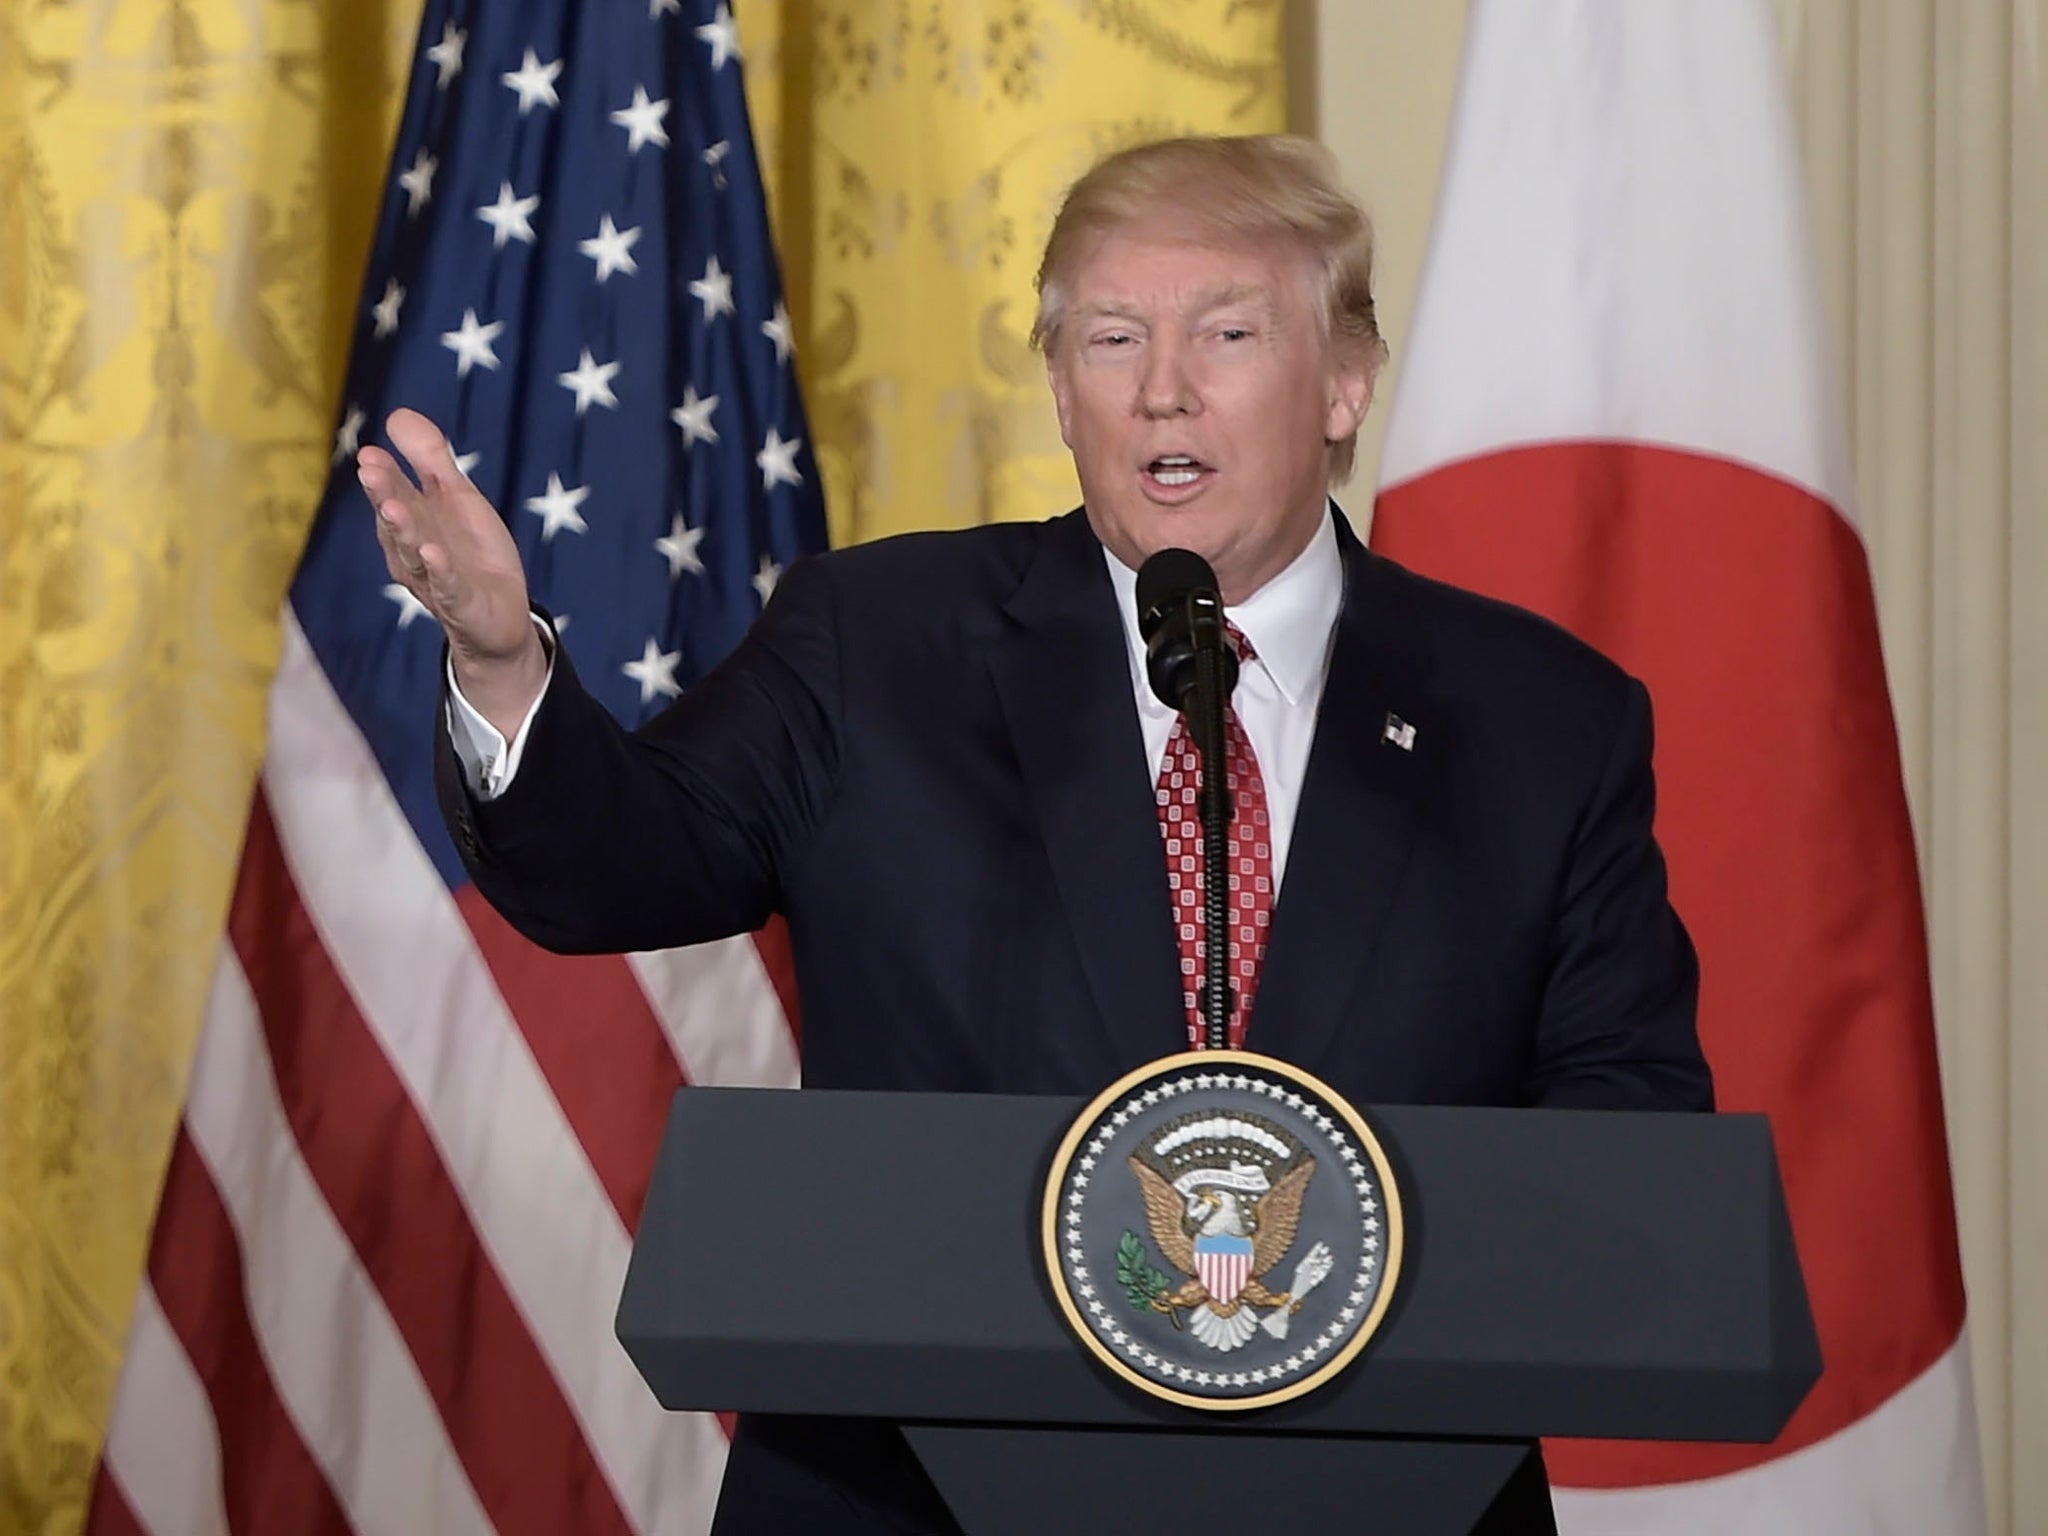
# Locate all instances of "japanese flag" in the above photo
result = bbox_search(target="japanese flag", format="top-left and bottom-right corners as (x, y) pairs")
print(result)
(1372, 2), (1986, 1530)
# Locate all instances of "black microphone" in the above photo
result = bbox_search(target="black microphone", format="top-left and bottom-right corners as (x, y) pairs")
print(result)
(1134, 548), (1238, 1052)
(1135, 548), (1238, 711)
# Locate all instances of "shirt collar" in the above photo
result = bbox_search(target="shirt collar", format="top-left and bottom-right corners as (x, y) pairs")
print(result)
(1103, 508), (1344, 709)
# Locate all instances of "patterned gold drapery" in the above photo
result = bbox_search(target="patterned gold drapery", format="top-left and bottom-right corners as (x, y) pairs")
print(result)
(0, 3), (1282, 1530)
(0, 4), (420, 1530)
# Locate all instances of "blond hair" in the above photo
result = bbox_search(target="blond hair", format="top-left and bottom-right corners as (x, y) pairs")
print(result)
(1031, 134), (1389, 483)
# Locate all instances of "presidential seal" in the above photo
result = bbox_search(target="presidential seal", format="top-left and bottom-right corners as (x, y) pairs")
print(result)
(1042, 1051), (1402, 1411)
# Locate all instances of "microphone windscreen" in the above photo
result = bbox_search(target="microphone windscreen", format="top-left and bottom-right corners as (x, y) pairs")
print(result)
(1135, 548), (1220, 633)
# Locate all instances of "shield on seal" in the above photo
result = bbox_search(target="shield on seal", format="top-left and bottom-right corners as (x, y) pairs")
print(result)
(1193, 1233), (1255, 1306)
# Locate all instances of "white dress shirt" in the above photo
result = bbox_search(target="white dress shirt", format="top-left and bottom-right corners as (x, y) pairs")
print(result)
(446, 615), (556, 799)
(450, 513), (1346, 898)
(1103, 513), (1342, 897)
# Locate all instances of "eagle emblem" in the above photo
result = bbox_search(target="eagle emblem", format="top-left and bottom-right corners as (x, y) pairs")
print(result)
(1043, 1051), (1400, 1409)
(1124, 1112), (1335, 1351)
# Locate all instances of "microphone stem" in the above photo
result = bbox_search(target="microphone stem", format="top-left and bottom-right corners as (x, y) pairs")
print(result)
(1192, 643), (1233, 1052)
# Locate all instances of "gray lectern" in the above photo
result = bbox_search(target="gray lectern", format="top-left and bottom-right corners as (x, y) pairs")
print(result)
(618, 1090), (1818, 1534)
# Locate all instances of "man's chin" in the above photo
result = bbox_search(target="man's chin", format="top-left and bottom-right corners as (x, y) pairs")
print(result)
(1093, 509), (1232, 572)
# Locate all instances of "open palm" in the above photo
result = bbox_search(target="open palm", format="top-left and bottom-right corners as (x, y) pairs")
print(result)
(357, 408), (549, 731)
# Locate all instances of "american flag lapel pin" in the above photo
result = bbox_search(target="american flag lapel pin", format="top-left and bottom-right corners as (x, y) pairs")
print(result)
(1382, 713), (1417, 752)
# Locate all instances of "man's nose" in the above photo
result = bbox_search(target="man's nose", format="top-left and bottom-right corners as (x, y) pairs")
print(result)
(1138, 338), (1200, 418)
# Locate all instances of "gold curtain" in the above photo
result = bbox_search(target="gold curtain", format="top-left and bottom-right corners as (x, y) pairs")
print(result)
(0, 2), (422, 1529)
(1, 2), (1283, 1531)
(737, 0), (1286, 545)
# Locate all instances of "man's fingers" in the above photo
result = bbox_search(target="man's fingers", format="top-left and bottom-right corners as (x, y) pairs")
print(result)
(415, 543), (464, 608)
(386, 407), (466, 492)
(368, 498), (461, 604)
(363, 408), (530, 660)
(354, 443), (414, 489)
(372, 499), (429, 588)
(358, 446), (432, 544)
(373, 513), (469, 631)
(357, 453), (410, 516)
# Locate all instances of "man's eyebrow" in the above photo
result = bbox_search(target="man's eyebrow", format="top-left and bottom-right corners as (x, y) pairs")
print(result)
(1186, 282), (1275, 315)
(1070, 284), (1278, 323)
(1070, 299), (1149, 322)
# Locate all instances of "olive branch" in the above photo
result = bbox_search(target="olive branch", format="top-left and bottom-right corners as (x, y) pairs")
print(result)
(1116, 1230), (1181, 1326)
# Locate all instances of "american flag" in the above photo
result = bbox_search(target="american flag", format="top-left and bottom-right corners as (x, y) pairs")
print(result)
(89, 2), (820, 1531)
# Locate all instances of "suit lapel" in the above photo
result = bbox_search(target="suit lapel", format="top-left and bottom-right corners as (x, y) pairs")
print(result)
(1248, 517), (1438, 1072)
(988, 513), (1188, 1070)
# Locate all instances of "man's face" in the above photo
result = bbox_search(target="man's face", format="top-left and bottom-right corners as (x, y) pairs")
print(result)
(1045, 220), (1372, 604)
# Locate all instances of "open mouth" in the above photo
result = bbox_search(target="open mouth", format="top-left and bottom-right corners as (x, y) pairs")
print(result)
(1145, 453), (1213, 492)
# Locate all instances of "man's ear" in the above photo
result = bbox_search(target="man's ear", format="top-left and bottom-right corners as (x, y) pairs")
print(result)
(1324, 351), (1375, 444)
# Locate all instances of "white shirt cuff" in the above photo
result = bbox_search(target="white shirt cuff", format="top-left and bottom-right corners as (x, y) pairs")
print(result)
(445, 615), (555, 801)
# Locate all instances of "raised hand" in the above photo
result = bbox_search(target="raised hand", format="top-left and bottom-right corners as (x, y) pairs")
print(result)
(358, 408), (549, 736)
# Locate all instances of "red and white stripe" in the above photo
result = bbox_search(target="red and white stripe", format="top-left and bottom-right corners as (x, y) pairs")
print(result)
(1196, 1246), (1254, 1307)
(91, 614), (798, 1535)
(1373, 2), (1983, 1529)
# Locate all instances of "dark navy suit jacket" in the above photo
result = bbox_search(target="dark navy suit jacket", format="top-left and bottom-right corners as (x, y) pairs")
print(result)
(439, 506), (1711, 1532)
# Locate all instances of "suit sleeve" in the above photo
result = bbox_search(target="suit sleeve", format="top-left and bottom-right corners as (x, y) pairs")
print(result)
(434, 554), (842, 955)
(1528, 677), (1715, 1111)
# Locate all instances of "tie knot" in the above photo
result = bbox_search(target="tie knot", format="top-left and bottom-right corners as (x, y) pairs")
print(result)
(1226, 621), (1256, 666)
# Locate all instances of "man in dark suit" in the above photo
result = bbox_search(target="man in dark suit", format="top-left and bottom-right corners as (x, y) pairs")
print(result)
(359, 134), (1710, 1534)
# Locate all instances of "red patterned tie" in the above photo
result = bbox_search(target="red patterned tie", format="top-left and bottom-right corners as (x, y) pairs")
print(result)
(1155, 625), (1274, 1051)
